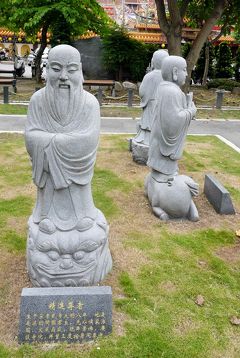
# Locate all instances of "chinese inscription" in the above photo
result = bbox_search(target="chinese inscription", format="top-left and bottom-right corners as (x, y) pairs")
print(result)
(18, 287), (112, 344)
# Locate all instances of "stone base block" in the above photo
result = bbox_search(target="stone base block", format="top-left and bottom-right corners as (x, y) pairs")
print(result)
(132, 139), (149, 165)
(128, 137), (133, 152)
(204, 174), (235, 214)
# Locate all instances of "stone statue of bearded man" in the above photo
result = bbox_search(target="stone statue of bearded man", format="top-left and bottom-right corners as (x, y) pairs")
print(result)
(25, 45), (112, 287)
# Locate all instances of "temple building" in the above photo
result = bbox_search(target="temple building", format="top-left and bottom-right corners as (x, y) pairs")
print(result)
(97, 0), (237, 47)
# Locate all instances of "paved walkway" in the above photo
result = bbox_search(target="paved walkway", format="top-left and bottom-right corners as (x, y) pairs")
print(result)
(0, 115), (239, 151)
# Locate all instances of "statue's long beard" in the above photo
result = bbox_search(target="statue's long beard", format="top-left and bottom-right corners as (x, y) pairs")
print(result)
(54, 86), (71, 125)
(46, 83), (82, 126)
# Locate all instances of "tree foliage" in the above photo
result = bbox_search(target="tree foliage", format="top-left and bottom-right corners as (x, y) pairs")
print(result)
(0, 0), (111, 82)
(154, 0), (239, 89)
(50, 13), (72, 47)
(6, 0), (111, 37)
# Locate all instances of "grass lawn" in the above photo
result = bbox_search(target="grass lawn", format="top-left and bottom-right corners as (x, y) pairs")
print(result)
(0, 104), (28, 115)
(0, 104), (240, 120)
(0, 134), (240, 358)
(196, 109), (240, 120)
(100, 107), (240, 120)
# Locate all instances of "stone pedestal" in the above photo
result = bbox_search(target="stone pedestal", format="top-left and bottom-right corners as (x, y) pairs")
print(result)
(27, 211), (112, 288)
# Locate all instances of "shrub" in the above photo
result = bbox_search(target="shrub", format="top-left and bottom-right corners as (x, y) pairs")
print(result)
(102, 26), (160, 82)
(215, 43), (233, 78)
(234, 47), (240, 81)
(207, 78), (240, 91)
(182, 42), (191, 59)
(194, 42), (215, 83)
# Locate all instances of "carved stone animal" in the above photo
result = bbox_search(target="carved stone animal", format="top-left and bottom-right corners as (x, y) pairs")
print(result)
(145, 174), (199, 221)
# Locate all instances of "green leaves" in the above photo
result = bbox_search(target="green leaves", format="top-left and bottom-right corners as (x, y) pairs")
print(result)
(2, 0), (111, 39)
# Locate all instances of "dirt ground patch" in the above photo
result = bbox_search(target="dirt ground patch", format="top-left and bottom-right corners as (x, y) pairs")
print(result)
(216, 240), (240, 265)
(173, 316), (201, 337)
(0, 183), (35, 200)
(167, 193), (240, 234)
(0, 251), (30, 346)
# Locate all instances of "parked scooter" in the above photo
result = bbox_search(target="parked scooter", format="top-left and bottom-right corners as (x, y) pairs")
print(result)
(27, 49), (36, 67)
(14, 56), (25, 77)
(27, 47), (49, 78)
(0, 49), (7, 61)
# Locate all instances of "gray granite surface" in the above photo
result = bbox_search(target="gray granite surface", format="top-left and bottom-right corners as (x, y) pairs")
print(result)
(25, 44), (112, 287)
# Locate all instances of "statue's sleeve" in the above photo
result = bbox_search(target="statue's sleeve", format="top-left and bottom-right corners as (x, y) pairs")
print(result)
(139, 73), (153, 108)
(157, 85), (192, 159)
(25, 92), (55, 188)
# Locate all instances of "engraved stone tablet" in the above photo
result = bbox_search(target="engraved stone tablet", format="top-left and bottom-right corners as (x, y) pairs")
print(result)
(204, 174), (235, 215)
(18, 286), (112, 344)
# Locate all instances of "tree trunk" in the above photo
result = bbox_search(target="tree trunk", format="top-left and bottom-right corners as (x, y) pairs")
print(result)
(155, 0), (183, 55)
(155, 0), (227, 91)
(202, 42), (210, 86)
(35, 24), (48, 83)
(184, 0), (227, 91)
(118, 64), (123, 81)
(166, 29), (182, 56)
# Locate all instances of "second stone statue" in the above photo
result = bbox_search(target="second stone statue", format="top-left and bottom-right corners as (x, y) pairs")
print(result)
(132, 49), (169, 164)
(25, 45), (112, 287)
(145, 55), (199, 222)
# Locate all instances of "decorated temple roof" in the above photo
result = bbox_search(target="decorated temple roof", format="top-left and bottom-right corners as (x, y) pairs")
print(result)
(0, 28), (25, 37)
(78, 31), (97, 40)
(128, 31), (166, 43)
(0, 27), (51, 43)
(215, 34), (235, 43)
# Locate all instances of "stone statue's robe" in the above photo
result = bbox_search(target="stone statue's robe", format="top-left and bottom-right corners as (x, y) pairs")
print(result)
(147, 81), (192, 175)
(25, 88), (100, 231)
(134, 69), (163, 144)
